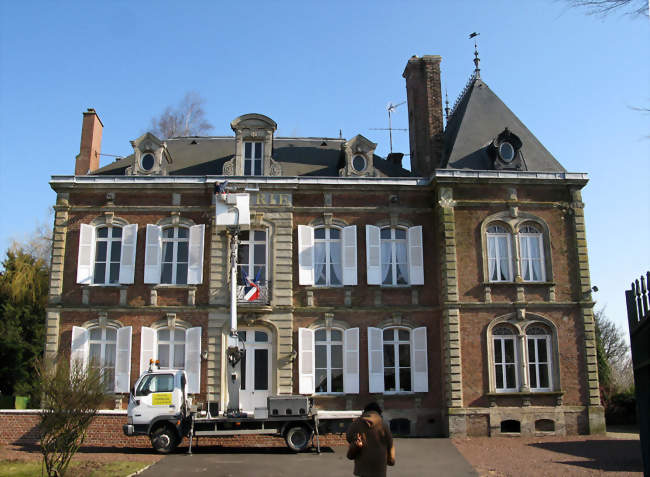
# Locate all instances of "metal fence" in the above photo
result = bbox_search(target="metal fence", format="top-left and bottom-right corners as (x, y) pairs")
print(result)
(625, 271), (649, 475)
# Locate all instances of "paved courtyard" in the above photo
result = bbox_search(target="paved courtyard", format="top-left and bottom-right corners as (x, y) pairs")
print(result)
(137, 438), (477, 477)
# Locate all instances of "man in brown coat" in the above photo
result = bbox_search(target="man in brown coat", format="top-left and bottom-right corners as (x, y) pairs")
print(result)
(346, 402), (395, 477)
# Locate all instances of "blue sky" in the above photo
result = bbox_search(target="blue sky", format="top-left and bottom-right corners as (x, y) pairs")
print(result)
(0, 1), (648, 336)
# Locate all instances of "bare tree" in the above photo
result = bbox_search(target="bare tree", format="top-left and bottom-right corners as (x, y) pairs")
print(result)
(38, 355), (106, 477)
(150, 91), (214, 139)
(565, 0), (649, 17)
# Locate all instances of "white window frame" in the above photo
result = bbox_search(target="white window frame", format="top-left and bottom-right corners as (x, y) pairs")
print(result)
(156, 327), (187, 369)
(526, 329), (553, 392)
(77, 222), (137, 285)
(382, 327), (412, 393)
(238, 229), (267, 284)
(161, 226), (190, 285)
(493, 327), (519, 392)
(314, 227), (343, 287)
(518, 224), (546, 282)
(314, 327), (344, 394)
(93, 226), (122, 285)
(380, 227), (409, 286)
(243, 141), (264, 176)
(88, 326), (117, 391)
(486, 224), (513, 282)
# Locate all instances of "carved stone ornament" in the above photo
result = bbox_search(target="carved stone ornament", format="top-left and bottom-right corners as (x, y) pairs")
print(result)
(222, 158), (235, 176)
(438, 187), (456, 208)
(167, 313), (177, 329)
(340, 134), (377, 177)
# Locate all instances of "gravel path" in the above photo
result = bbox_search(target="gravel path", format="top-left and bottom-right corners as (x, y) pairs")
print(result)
(452, 431), (643, 477)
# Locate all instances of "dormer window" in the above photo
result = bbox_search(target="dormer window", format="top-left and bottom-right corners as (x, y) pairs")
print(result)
(140, 153), (155, 171)
(244, 142), (263, 175)
(352, 155), (366, 172)
(489, 128), (525, 170)
(498, 142), (515, 163)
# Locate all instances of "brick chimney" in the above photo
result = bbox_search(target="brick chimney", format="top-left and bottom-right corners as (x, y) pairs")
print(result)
(403, 55), (444, 177)
(75, 108), (103, 175)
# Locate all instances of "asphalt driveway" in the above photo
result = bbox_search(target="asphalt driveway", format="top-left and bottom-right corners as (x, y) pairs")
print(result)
(138, 438), (477, 476)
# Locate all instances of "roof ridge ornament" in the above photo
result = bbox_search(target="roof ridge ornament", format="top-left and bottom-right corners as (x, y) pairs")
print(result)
(469, 32), (481, 78)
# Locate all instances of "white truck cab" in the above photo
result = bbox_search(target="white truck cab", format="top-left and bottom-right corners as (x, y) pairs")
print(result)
(124, 367), (190, 453)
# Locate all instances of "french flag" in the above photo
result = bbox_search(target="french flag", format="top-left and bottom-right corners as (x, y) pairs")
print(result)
(242, 270), (260, 301)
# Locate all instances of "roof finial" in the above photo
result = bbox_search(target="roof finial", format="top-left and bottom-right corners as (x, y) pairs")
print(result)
(469, 32), (480, 78)
(444, 88), (450, 122)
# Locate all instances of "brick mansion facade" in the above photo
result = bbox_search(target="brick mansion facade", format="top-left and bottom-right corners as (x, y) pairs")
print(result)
(44, 54), (604, 437)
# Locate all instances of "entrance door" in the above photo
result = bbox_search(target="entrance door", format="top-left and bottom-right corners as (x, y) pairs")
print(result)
(238, 328), (272, 413)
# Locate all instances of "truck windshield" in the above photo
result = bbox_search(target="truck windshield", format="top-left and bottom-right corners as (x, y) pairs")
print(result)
(136, 374), (174, 395)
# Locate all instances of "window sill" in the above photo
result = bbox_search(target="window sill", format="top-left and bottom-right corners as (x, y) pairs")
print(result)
(305, 286), (345, 290)
(483, 281), (555, 287)
(487, 391), (563, 397)
(81, 284), (127, 288)
(313, 393), (346, 398)
(152, 284), (198, 290)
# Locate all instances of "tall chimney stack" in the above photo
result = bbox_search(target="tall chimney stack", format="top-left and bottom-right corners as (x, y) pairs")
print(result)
(403, 55), (444, 177)
(75, 108), (103, 175)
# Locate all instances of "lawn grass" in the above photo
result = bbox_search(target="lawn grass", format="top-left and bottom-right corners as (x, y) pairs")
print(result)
(0, 459), (152, 476)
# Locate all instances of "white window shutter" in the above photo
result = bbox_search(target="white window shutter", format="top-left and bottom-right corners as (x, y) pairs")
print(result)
(115, 326), (132, 393)
(185, 327), (202, 394)
(70, 326), (89, 371)
(408, 226), (424, 285)
(188, 224), (205, 284)
(368, 327), (384, 393)
(119, 224), (138, 284)
(76, 224), (95, 284)
(342, 226), (357, 286)
(411, 326), (428, 392)
(140, 326), (156, 375)
(298, 328), (315, 394)
(343, 327), (359, 394)
(144, 224), (162, 284)
(365, 225), (381, 285)
(297, 225), (315, 286)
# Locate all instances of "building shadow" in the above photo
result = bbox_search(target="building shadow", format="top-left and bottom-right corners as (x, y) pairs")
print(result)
(175, 445), (335, 455)
(529, 439), (643, 473)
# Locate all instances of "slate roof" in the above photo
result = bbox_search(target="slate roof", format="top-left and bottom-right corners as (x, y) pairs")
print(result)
(93, 137), (412, 178)
(443, 76), (566, 172)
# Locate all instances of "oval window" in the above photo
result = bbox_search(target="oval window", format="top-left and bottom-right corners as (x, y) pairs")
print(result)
(352, 155), (366, 172)
(499, 142), (515, 162)
(141, 153), (155, 171)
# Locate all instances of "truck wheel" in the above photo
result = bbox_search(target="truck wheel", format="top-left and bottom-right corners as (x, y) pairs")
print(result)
(284, 425), (312, 452)
(151, 426), (178, 454)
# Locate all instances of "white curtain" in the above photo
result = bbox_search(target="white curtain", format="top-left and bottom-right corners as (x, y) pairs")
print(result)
(314, 242), (327, 284)
(329, 240), (342, 285)
(381, 241), (392, 284)
(488, 236), (496, 281)
(497, 236), (510, 280)
(396, 241), (408, 284)
(530, 236), (542, 280)
(520, 236), (530, 280)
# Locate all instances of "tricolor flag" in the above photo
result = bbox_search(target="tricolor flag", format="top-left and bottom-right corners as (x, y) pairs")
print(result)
(242, 269), (260, 301)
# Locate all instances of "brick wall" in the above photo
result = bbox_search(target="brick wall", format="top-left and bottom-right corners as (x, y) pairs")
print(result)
(0, 411), (347, 448)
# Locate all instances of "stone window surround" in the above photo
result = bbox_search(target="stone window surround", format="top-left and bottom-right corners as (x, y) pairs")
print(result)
(480, 210), (554, 285)
(85, 214), (131, 287)
(308, 216), (350, 289)
(151, 215), (197, 287)
(374, 217), (416, 288)
(485, 312), (561, 396)
(375, 314), (421, 396)
(226, 114), (281, 176)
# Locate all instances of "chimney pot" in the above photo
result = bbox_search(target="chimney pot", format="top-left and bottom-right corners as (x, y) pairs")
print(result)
(387, 152), (404, 167)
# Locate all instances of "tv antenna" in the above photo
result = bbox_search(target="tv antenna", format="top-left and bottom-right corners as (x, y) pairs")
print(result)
(370, 101), (407, 154)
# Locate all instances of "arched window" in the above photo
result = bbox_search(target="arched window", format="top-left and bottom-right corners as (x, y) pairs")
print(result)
(486, 224), (513, 282)
(314, 227), (342, 286)
(519, 223), (545, 282)
(157, 328), (186, 369)
(93, 226), (122, 284)
(161, 226), (189, 284)
(492, 325), (518, 392)
(383, 327), (412, 392)
(381, 227), (408, 286)
(314, 328), (344, 393)
(89, 326), (117, 390)
(526, 325), (552, 391)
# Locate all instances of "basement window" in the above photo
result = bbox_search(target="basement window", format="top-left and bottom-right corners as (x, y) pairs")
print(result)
(500, 420), (521, 433)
